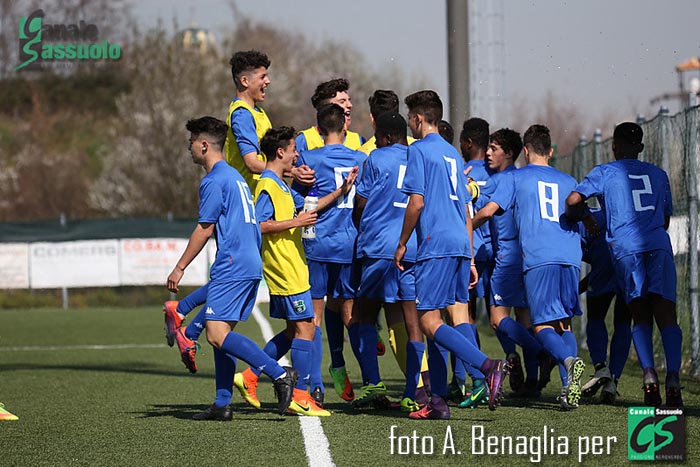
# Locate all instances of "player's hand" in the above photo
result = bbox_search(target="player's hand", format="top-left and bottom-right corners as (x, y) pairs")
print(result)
(340, 166), (359, 194)
(290, 165), (316, 185)
(468, 263), (479, 289)
(582, 214), (599, 236)
(167, 267), (184, 293)
(296, 210), (317, 227)
(393, 244), (407, 271)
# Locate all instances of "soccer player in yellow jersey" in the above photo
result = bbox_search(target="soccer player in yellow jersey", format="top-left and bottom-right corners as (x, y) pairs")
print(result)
(233, 126), (358, 416)
(295, 78), (365, 152)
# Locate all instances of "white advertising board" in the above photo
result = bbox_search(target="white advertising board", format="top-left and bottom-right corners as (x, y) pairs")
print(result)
(0, 243), (30, 289)
(30, 240), (120, 288)
(119, 238), (209, 286)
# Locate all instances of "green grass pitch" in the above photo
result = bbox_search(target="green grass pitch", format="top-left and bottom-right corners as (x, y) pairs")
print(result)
(0, 306), (697, 466)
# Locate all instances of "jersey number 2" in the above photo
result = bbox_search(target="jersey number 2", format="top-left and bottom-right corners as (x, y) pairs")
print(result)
(628, 174), (655, 212)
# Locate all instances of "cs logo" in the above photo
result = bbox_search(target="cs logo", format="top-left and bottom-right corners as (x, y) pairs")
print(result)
(628, 407), (684, 461)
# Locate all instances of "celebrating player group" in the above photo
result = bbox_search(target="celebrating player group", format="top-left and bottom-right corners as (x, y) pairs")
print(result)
(164, 50), (683, 421)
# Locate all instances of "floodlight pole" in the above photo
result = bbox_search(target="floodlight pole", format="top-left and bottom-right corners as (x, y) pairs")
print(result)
(447, 0), (470, 144)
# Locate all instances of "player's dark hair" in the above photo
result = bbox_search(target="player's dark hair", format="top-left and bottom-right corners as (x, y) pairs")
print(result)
(375, 112), (407, 142)
(311, 78), (350, 109)
(229, 50), (270, 91)
(186, 116), (228, 150)
(404, 90), (442, 125)
(260, 126), (296, 160)
(613, 122), (644, 157)
(460, 117), (489, 149)
(523, 124), (552, 156)
(490, 128), (523, 162)
(317, 103), (346, 136)
(438, 120), (454, 144)
(368, 90), (400, 120)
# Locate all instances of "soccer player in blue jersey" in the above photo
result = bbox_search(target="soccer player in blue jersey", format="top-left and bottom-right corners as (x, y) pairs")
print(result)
(578, 201), (631, 404)
(478, 128), (549, 398)
(348, 112), (424, 412)
(566, 122), (682, 407)
(393, 90), (509, 419)
(166, 117), (297, 420)
(473, 124), (585, 410)
(296, 78), (365, 153)
(292, 103), (365, 404)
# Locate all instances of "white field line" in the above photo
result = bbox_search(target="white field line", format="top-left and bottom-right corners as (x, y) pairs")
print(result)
(251, 305), (335, 467)
(0, 343), (167, 352)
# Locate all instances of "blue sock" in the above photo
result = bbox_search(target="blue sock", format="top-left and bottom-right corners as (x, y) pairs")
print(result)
(221, 332), (284, 380)
(498, 317), (543, 356)
(184, 306), (206, 341)
(660, 325), (682, 374)
(471, 323), (481, 348)
(310, 326), (324, 393)
(177, 284), (208, 316)
(325, 307), (346, 369)
(348, 322), (360, 361)
(357, 324), (381, 385)
(609, 322), (632, 379)
(434, 324), (488, 371)
(291, 338), (313, 390)
(404, 341), (424, 399)
(558, 362), (568, 386)
(536, 328), (569, 363)
(213, 347), (235, 407)
(586, 318), (608, 365)
(252, 331), (292, 377)
(561, 330), (578, 359)
(496, 328), (517, 355)
(426, 338), (449, 397)
(455, 323), (485, 379)
(631, 323), (654, 369)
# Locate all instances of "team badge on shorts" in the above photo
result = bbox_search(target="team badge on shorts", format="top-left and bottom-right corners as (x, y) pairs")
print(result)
(293, 300), (306, 314)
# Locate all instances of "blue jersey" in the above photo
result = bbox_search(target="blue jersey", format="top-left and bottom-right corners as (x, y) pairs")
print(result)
(293, 144), (366, 263)
(199, 160), (262, 281)
(580, 205), (616, 296)
(355, 144), (417, 262)
(490, 164), (581, 271)
(574, 159), (673, 260)
(402, 133), (471, 261)
(482, 165), (522, 273)
(465, 159), (494, 262)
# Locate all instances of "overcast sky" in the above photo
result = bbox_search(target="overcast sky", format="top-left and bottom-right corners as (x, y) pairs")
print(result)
(136, 0), (700, 133)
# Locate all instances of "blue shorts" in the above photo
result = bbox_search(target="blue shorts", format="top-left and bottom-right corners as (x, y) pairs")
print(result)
(356, 258), (416, 303)
(587, 269), (618, 298)
(414, 257), (470, 311)
(469, 260), (492, 304)
(490, 268), (528, 308)
(524, 265), (581, 325)
(269, 290), (315, 321)
(614, 249), (676, 304)
(308, 260), (355, 300)
(205, 279), (260, 322)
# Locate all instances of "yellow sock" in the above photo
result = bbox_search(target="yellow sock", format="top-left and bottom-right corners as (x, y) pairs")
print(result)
(388, 323), (409, 376)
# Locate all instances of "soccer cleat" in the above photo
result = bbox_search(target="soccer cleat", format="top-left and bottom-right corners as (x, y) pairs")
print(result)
(174, 327), (198, 374)
(564, 357), (585, 407)
(288, 389), (331, 416)
(537, 353), (558, 391)
(400, 397), (421, 413)
(483, 359), (510, 411)
(311, 387), (324, 407)
(512, 379), (541, 399)
(273, 367), (298, 415)
(351, 382), (387, 409)
(507, 352), (525, 393)
(642, 367), (662, 407)
(458, 379), (488, 409)
(665, 372), (683, 408)
(581, 365), (612, 398)
(163, 300), (182, 347)
(371, 395), (395, 410)
(376, 326), (386, 356)
(600, 379), (618, 404)
(414, 385), (430, 406)
(0, 403), (19, 421)
(446, 377), (466, 403)
(328, 366), (354, 401)
(192, 404), (233, 421)
(558, 387), (578, 411)
(408, 400), (450, 420)
(233, 369), (261, 409)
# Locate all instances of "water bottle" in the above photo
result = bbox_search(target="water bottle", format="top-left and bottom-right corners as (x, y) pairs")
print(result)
(301, 185), (318, 239)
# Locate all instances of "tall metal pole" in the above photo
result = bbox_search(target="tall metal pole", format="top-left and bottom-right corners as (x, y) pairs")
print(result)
(447, 0), (470, 140)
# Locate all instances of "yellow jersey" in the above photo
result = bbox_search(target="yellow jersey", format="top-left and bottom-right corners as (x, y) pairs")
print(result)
(254, 172), (310, 296)
(224, 99), (272, 190)
(299, 126), (363, 151)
